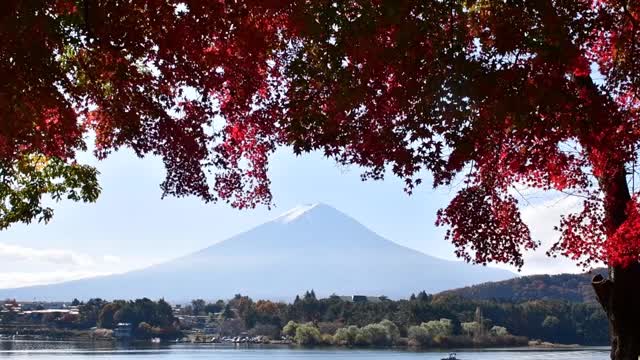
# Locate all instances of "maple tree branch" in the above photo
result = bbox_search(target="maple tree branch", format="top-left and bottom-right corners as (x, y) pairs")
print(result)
(558, 189), (598, 201)
(512, 186), (531, 206)
(84, 0), (94, 41)
(623, 1), (640, 27)
(620, 1), (639, 86)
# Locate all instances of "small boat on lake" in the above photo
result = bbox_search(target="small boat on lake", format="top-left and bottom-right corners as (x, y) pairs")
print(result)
(441, 353), (459, 360)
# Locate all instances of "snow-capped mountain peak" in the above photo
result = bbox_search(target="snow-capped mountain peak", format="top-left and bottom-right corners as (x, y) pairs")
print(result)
(0, 203), (516, 301)
(274, 203), (322, 223)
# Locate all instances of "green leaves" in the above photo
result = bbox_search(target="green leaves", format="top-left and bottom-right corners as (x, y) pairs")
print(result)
(0, 154), (100, 230)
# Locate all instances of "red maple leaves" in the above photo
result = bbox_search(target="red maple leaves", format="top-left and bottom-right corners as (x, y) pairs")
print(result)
(4, 0), (640, 269)
(436, 185), (536, 269)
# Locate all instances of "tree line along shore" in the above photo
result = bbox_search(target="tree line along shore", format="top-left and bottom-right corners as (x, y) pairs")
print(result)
(0, 290), (608, 348)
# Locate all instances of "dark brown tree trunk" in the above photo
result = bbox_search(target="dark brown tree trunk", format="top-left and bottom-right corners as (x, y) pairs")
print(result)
(593, 265), (640, 360)
(592, 166), (640, 360)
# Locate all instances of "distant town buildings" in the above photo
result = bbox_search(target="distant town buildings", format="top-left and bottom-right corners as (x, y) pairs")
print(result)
(113, 323), (133, 339)
(0, 300), (79, 323)
(339, 295), (384, 303)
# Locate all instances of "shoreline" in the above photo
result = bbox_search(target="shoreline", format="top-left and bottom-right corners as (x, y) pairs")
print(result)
(0, 335), (603, 352)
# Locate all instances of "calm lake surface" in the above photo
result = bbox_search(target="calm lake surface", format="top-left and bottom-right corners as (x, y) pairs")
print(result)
(0, 341), (610, 359)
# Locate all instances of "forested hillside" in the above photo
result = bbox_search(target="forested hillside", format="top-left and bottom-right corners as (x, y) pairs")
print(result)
(439, 269), (608, 304)
(1, 289), (609, 346)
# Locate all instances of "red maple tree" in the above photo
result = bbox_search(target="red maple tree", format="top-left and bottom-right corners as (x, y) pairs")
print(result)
(3, 1), (640, 357)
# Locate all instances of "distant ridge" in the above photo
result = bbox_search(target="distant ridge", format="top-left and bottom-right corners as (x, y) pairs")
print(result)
(0, 203), (515, 301)
(438, 268), (608, 304)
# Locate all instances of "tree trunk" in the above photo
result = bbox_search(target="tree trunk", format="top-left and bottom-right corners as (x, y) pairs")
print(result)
(593, 264), (640, 360)
(592, 166), (640, 360)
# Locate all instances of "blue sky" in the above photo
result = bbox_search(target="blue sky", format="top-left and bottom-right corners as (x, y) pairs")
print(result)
(0, 146), (585, 288)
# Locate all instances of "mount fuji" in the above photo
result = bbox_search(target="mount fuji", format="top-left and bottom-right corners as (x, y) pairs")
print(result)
(0, 203), (515, 301)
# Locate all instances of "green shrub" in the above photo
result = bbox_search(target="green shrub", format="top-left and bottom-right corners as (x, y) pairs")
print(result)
(407, 325), (431, 347)
(321, 333), (334, 345)
(422, 319), (454, 338)
(379, 319), (400, 343)
(334, 325), (359, 345)
(355, 323), (392, 346)
(490, 326), (509, 337)
(294, 323), (321, 345)
(461, 321), (482, 337)
(282, 321), (298, 337)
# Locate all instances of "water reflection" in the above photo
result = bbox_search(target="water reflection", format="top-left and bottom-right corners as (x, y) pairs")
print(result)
(0, 340), (610, 359)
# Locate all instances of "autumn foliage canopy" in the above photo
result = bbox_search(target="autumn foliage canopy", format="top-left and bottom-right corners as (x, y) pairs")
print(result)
(4, 0), (640, 270)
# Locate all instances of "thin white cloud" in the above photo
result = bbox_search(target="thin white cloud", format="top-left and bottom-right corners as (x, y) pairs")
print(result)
(0, 247), (164, 289)
(517, 195), (594, 275)
(0, 271), (113, 289)
(0, 243), (95, 266)
(102, 255), (121, 264)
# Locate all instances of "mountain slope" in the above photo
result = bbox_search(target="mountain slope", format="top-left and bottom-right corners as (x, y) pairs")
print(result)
(438, 268), (608, 304)
(0, 203), (515, 301)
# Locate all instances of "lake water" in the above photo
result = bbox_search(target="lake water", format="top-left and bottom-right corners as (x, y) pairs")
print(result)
(0, 341), (610, 359)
